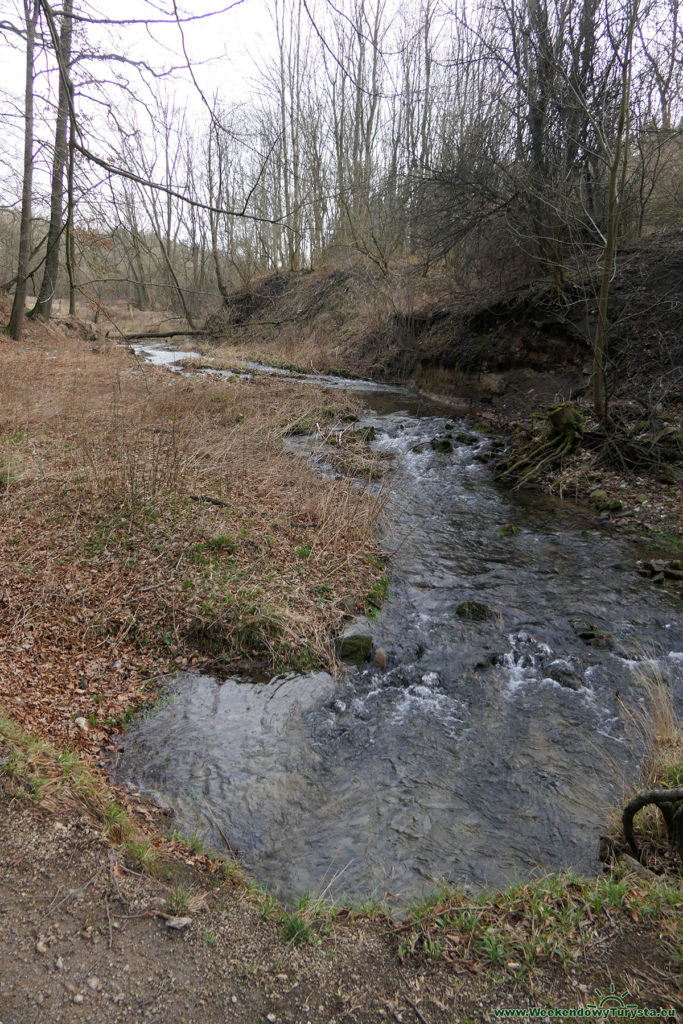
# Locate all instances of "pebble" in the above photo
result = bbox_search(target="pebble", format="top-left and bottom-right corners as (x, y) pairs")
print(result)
(87, 976), (102, 991)
(35, 940), (48, 954)
(73, 994), (84, 1004)
(166, 916), (192, 930)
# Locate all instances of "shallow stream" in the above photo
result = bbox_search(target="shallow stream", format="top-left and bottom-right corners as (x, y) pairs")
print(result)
(116, 344), (683, 904)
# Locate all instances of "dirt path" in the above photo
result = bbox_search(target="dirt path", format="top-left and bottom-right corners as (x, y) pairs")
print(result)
(0, 766), (467, 1024)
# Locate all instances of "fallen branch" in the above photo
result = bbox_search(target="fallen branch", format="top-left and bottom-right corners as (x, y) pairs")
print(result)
(119, 330), (210, 341)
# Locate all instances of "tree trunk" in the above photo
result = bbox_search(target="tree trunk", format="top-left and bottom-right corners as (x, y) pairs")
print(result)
(8, 1), (40, 340)
(30, 0), (73, 321)
(592, 0), (639, 424)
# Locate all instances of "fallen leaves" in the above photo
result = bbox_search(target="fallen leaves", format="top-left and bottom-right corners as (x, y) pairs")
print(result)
(0, 332), (383, 766)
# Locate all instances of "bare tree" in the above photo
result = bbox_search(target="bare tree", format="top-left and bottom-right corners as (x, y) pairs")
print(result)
(8, 0), (41, 340)
(29, 0), (73, 320)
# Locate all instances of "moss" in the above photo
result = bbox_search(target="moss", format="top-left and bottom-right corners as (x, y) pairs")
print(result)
(455, 600), (493, 621)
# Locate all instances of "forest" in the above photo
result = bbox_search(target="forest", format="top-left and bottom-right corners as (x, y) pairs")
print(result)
(1, 0), (680, 366)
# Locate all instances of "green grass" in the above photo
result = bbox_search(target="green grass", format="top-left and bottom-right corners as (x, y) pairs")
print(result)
(279, 911), (313, 945)
(166, 884), (190, 914)
(364, 571), (389, 618)
(396, 866), (682, 970)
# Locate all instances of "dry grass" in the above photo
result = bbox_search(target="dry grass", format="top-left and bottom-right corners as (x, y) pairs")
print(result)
(0, 324), (385, 754)
(617, 661), (682, 791)
(203, 257), (455, 377)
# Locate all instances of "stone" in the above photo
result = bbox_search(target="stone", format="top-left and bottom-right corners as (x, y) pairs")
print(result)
(339, 634), (373, 664)
(430, 438), (453, 453)
(588, 489), (622, 512)
(166, 916), (192, 930)
(74, 716), (89, 732)
(373, 647), (387, 669)
(547, 665), (582, 690)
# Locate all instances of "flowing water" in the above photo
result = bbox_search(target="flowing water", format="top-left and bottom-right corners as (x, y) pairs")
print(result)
(116, 343), (683, 904)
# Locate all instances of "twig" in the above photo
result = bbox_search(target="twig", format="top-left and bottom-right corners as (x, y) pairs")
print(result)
(137, 579), (174, 594)
(203, 800), (237, 859)
(406, 996), (432, 1024)
(44, 872), (99, 918)
(105, 894), (113, 949)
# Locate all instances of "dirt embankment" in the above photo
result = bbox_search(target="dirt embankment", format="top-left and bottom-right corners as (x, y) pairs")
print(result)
(204, 234), (683, 424)
(201, 236), (683, 559)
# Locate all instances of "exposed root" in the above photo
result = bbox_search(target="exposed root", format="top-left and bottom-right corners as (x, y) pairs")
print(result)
(495, 404), (583, 487)
(622, 787), (683, 869)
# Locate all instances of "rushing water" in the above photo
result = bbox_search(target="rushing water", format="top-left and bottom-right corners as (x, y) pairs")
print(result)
(116, 343), (683, 904)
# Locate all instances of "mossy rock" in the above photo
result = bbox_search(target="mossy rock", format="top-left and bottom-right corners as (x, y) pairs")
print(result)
(430, 438), (453, 454)
(455, 601), (493, 621)
(454, 432), (478, 445)
(589, 489), (622, 513)
(412, 444), (424, 454)
(497, 524), (521, 537)
(547, 405), (584, 439)
(353, 426), (376, 443)
(283, 421), (316, 437)
(339, 634), (373, 664)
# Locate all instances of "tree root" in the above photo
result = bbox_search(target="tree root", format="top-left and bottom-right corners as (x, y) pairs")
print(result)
(496, 403), (681, 488)
(495, 404), (583, 487)
(622, 787), (683, 869)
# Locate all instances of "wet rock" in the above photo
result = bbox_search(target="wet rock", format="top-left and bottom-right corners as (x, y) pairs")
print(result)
(454, 432), (479, 445)
(571, 620), (615, 649)
(430, 438), (453, 453)
(373, 647), (388, 669)
(411, 444), (424, 454)
(339, 634), (373, 664)
(497, 524), (521, 536)
(455, 601), (493, 621)
(547, 665), (583, 690)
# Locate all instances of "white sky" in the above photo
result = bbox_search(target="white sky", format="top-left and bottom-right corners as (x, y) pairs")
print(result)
(0, 0), (280, 205)
(0, 0), (277, 111)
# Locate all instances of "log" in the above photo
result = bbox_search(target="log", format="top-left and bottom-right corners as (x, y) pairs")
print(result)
(118, 329), (209, 341)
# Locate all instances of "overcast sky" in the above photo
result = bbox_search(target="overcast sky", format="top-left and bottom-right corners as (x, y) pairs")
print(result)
(0, 0), (277, 109)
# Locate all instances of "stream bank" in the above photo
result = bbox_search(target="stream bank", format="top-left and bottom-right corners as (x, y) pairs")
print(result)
(0, 321), (680, 1023)
(117, 345), (683, 906)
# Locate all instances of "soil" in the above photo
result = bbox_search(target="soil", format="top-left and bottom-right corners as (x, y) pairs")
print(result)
(1, 754), (680, 1024)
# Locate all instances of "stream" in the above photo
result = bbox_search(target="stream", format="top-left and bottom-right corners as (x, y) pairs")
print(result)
(116, 343), (683, 905)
